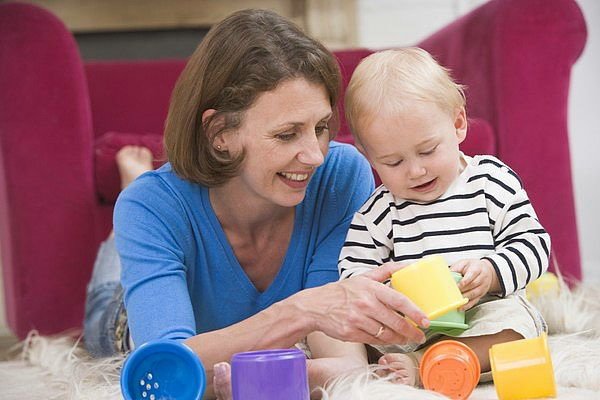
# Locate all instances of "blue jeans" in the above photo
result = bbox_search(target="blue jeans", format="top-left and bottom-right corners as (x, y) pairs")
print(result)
(83, 237), (131, 357)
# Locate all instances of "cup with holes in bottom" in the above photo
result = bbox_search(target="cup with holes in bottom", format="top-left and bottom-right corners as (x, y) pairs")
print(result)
(420, 340), (481, 400)
(121, 339), (206, 400)
(489, 333), (556, 400)
(231, 348), (309, 400)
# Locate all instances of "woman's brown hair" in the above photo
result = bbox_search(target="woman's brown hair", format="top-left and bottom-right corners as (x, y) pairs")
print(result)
(164, 9), (341, 186)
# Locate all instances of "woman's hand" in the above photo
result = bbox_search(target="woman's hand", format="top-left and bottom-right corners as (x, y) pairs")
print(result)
(450, 258), (500, 310)
(297, 262), (429, 346)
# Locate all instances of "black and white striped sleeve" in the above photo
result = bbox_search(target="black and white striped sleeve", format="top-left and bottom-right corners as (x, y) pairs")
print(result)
(480, 160), (551, 296)
(338, 211), (393, 279)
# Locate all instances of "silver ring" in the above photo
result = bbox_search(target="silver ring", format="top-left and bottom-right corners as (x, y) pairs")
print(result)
(374, 325), (385, 338)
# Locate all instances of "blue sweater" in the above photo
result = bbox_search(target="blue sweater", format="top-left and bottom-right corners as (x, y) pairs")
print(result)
(114, 142), (374, 345)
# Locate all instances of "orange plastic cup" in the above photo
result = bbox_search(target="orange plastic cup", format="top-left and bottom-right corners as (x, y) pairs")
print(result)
(420, 340), (481, 400)
(391, 256), (468, 321)
(489, 333), (556, 400)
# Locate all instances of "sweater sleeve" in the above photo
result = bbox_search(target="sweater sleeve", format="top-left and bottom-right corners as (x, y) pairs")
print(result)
(114, 174), (197, 346)
(480, 159), (551, 296)
(304, 143), (375, 288)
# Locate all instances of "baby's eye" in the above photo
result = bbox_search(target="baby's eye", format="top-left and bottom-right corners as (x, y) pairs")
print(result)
(385, 160), (402, 167)
(276, 132), (296, 141)
(420, 145), (438, 155)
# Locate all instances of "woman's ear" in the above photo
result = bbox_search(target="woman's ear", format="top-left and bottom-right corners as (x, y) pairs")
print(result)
(454, 107), (468, 144)
(202, 109), (228, 152)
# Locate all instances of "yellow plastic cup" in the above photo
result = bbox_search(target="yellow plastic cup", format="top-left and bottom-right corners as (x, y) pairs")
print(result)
(489, 333), (556, 400)
(526, 272), (560, 300)
(391, 256), (468, 321)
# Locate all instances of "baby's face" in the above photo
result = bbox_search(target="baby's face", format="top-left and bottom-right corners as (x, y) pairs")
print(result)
(358, 101), (467, 203)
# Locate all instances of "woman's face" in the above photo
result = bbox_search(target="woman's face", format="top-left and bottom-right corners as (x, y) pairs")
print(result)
(221, 78), (333, 208)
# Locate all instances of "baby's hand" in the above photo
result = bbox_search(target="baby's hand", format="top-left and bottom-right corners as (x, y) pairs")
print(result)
(450, 259), (498, 310)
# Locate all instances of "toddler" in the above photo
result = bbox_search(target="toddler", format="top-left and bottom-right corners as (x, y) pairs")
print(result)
(337, 47), (550, 385)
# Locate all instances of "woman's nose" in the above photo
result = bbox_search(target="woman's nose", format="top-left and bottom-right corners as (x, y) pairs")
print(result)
(298, 134), (325, 166)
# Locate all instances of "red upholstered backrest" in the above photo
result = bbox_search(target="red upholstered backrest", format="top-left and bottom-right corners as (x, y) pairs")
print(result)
(85, 61), (186, 139)
(88, 50), (497, 199)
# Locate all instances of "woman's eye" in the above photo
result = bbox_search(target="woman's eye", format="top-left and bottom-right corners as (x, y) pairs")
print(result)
(276, 132), (296, 141)
(315, 124), (329, 136)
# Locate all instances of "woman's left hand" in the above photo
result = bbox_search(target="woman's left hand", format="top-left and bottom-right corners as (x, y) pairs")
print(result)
(297, 262), (429, 346)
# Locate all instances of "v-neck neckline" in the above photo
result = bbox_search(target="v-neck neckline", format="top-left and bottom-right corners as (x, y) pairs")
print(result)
(200, 187), (303, 303)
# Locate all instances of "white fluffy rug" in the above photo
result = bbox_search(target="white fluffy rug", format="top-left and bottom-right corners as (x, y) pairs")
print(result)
(2, 280), (600, 399)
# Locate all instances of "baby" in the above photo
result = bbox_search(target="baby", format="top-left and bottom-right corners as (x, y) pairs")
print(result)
(336, 47), (550, 385)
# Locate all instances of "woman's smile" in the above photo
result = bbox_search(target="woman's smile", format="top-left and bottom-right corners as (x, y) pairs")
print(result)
(277, 170), (312, 189)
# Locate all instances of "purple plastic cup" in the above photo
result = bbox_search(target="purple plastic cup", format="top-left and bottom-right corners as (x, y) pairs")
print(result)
(231, 348), (309, 400)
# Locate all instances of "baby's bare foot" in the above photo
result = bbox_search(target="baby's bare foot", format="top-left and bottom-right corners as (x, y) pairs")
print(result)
(213, 362), (232, 400)
(378, 353), (420, 386)
(116, 146), (153, 189)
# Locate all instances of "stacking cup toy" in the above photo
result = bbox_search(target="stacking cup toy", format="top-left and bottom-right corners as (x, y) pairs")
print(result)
(420, 340), (481, 400)
(429, 272), (469, 335)
(391, 256), (468, 321)
(121, 340), (206, 400)
(526, 272), (560, 300)
(231, 348), (309, 400)
(489, 333), (556, 400)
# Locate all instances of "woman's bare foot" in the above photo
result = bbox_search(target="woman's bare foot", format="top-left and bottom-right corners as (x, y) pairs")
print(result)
(116, 146), (154, 189)
(377, 353), (420, 386)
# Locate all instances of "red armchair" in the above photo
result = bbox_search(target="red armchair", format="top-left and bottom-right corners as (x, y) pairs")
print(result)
(0, 0), (587, 338)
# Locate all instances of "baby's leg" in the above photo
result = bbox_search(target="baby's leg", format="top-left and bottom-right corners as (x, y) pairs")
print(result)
(377, 352), (422, 386)
(454, 329), (523, 372)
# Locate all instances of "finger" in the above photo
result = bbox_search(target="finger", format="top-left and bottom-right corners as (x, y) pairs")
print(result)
(362, 262), (407, 283)
(369, 316), (426, 346)
(463, 287), (483, 300)
(374, 285), (430, 329)
(459, 288), (483, 310)
(357, 309), (425, 346)
(458, 268), (479, 290)
(461, 297), (479, 311)
(449, 260), (469, 274)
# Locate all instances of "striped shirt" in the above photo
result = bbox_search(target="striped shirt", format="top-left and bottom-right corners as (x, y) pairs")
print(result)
(338, 154), (551, 297)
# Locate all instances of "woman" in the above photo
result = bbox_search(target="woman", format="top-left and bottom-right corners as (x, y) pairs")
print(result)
(84, 9), (429, 398)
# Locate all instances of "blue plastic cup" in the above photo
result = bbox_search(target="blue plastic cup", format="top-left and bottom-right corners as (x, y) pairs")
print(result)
(231, 348), (309, 400)
(121, 340), (206, 400)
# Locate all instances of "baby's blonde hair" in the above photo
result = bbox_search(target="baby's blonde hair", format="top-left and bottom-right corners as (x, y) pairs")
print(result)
(345, 47), (466, 139)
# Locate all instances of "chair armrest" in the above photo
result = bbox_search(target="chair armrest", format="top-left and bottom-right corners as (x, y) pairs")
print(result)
(0, 3), (99, 337)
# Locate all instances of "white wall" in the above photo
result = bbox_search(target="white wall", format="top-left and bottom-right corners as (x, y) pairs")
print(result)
(356, 0), (600, 282)
(569, 0), (600, 282)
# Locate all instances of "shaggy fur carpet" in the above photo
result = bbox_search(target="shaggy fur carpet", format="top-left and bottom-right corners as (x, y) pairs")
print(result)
(2, 279), (600, 399)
